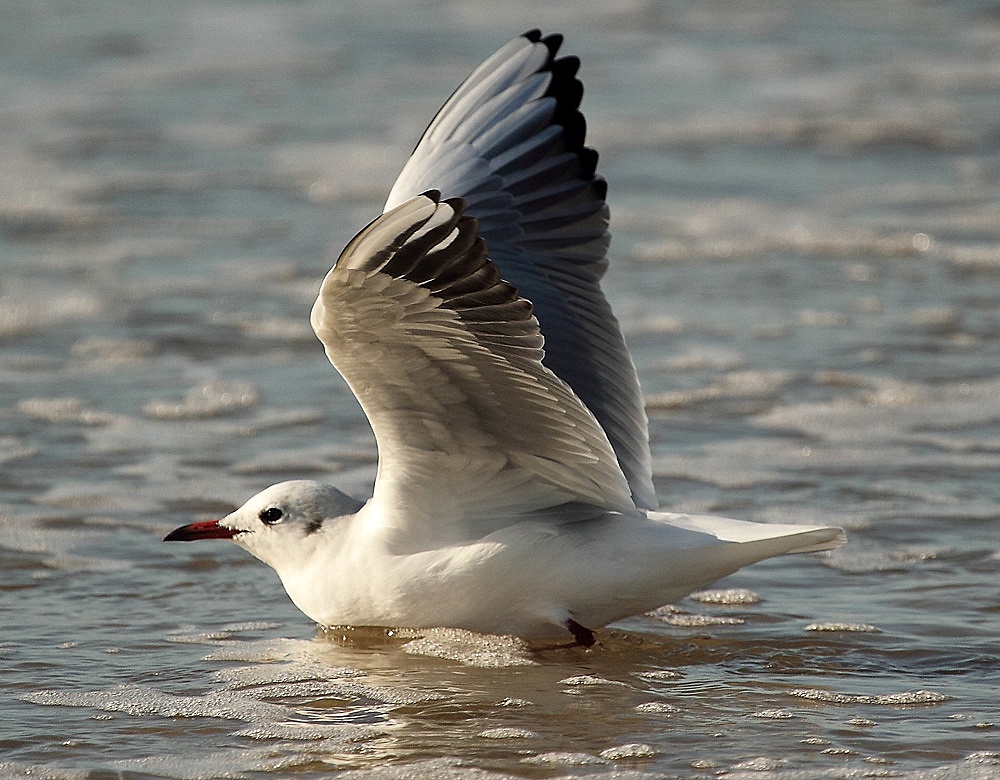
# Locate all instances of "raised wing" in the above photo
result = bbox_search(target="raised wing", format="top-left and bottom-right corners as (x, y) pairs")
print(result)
(311, 193), (635, 544)
(384, 31), (657, 510)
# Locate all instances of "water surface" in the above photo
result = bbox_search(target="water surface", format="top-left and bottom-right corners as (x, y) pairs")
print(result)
(2, 1), (999, 778)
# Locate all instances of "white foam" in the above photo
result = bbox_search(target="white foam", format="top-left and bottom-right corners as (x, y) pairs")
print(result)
(520, 751), (607, 766)
(805, 622), (881, 633)
(751, 709), (794, 720)
(731, 756), (788, 772)
(0, 760), (89, 780)
(332, 756), (523, 779)
(647, 606), (745, 627)
(600, 743), (659, 760)
(689, 588), (761, 606)
(637, 670), (683, 681)
(634, 701), (679, 714)
(241, 679), (443, 706)
(234, 722), (387, 742)
(559, 675), (629, 687)
(401, 628), (536, 668)
(109, 746), (315, 780)
(478, 728), (539, 740)
(788, 689), (950, 707)
(214, 663), (364, 688)
(20, 684), (289, 722)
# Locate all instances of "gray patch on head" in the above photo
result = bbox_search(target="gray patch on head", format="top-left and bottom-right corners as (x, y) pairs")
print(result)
(305, 516), (324, 535)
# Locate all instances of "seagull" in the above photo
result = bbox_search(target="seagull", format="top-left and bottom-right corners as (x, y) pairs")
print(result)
(165, 30), (844, 646)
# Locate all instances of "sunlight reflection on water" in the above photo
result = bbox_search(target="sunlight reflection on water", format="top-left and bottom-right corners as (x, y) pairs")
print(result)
(2, 1), (1000, 777)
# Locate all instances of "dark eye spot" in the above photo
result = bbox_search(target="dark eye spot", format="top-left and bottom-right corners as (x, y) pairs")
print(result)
(259, 507), (283, 525)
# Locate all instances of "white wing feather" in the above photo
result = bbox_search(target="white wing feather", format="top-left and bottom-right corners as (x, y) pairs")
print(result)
(311, 193), (635, 546)
(385, 31), (657, 510)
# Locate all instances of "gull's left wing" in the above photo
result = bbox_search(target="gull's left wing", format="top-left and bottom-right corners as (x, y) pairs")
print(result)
(311, 193), (635, 544)
(384, 31), (657, 511)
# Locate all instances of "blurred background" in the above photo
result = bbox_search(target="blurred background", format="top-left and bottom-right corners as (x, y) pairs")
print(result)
(2, 2), (999, 778)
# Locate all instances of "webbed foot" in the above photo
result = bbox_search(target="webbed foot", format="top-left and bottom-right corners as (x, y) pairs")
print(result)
(565, 618), (596, 647)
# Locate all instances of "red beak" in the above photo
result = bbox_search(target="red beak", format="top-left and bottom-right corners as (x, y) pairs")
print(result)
(163, 520), (241, 542)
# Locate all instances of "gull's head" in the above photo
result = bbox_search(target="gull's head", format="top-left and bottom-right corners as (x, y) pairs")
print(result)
(164, 480), (364, 570)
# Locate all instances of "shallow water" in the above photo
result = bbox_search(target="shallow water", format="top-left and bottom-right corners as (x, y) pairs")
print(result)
(2, 1), (1000, 778)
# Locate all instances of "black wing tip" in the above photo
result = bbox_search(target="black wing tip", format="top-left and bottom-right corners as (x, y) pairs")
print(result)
(591, 175), (608, 202)
(518, 31), (603, 192)
(550, 54), (581, 84)
(521, 29), (563, 53)
(541, 33), (564, 57)
(417, 189), (470, 216)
